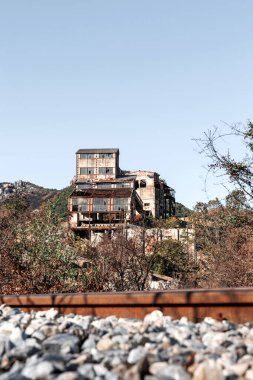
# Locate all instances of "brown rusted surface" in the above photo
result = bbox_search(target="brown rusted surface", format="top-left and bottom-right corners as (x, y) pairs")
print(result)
(1, 289), (253, 323)
(72, 188), (133, 198)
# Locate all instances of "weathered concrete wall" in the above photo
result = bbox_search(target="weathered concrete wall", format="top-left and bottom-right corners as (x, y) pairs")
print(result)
(125, 225), (195, 258)
(130, 171), (166, 218)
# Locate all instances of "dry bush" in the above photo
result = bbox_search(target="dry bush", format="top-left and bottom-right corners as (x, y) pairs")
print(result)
(82, 228), (196, 291)
(83, 230), (157, 291)
(192, 202), (253, 288)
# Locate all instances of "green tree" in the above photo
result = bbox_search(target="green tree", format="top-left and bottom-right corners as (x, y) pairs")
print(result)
(48, 185), (74, 222)
(8, 207), (82, 293)
(0, 195), (89, 294)
(4, 194), (30, 215)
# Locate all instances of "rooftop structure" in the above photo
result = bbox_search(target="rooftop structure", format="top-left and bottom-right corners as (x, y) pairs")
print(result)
(75, 148), (120, 182)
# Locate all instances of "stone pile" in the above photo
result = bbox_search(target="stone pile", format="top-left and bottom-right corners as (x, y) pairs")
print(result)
(0, 304), (253, 379)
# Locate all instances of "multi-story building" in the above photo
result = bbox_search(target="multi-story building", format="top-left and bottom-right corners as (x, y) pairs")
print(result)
(68, 148), (175, 237)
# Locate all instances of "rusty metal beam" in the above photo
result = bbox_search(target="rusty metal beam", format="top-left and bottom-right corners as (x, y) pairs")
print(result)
(1, 288), (253, 323)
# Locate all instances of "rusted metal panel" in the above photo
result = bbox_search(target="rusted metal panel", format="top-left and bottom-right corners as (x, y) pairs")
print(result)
(1, 289), (253, 323)
(72, 189), (133, 198)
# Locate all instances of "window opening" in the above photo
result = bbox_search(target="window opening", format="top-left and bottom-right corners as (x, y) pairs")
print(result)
(77, 183), (91, 190)
(113, 198), (128, 211)
(80, 167), (87, 175)
(140, 180), (147, 188)
(93, 198), (108, 211)
(99, 167), (113, 175)
(97, 183), (112, 189)
(72, 198), (88, 212)
(99, 153), (113, 158)
(115, 182), (131, 188)
(88, 167), (95, 174)
(80, 153), (95, 159)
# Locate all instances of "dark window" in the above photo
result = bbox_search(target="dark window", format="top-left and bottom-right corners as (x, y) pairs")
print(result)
(72, 198), (78, 211)
(99, 167), (113, 175)
(72, 198), (88, 212)
(113, 198), (128, 211)
(87, 167), (95, 174)
(99, 153), (113, 158)
(80, 167), (95, 175)
(140, 180), (147, 188)
(80, 153), (95, 159)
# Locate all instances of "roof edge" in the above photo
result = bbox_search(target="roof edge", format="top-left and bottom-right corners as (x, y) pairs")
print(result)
(76, 148), (119, 154)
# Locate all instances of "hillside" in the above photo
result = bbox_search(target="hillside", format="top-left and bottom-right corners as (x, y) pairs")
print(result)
(175, 202), (192, 218)
(22, 182), (59, 209)
(0, 181), (75, 221)
(47, 185), (74, 220)
(0, 181), (57, 210)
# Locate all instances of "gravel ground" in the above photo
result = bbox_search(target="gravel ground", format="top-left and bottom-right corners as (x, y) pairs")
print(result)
(0, 304), (253, 379)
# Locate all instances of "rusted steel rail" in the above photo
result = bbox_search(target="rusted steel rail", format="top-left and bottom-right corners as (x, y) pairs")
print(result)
(1, 288), (253, 323)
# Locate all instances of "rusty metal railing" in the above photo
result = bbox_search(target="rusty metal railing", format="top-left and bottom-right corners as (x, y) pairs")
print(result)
(1, 288), (253, 323)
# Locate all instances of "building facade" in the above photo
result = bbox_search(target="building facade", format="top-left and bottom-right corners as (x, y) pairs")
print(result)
(68, 148), (175, 236)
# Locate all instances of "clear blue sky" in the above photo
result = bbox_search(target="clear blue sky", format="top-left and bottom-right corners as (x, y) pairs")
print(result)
(0, 1), (252, 208)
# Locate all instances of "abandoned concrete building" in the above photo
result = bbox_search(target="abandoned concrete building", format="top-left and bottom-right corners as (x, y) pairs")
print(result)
(68, 148), (175, 236)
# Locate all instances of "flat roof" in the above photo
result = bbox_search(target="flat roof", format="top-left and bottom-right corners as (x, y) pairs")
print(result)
(76, 149), (119, 154)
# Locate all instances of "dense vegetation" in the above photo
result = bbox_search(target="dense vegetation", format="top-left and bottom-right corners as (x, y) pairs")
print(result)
(48, 185), (74, 221)
(0, 191), (192, 294)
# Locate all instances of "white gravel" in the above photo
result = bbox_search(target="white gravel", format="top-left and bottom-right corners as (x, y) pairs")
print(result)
(0, 304), (253, 379)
